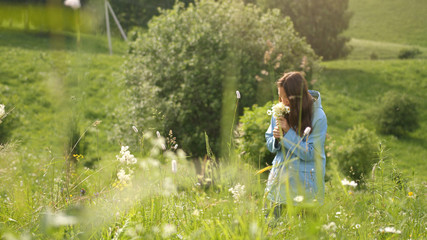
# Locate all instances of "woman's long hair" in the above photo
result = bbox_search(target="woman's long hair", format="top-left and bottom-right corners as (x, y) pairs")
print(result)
(277, 72), (313, 136)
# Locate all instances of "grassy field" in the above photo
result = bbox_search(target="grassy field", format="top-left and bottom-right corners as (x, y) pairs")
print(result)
(345, 0), (427, 60)
(346, 0), (427, 47)
(318, 59), (427, 180)
(0, 0), (426, 238)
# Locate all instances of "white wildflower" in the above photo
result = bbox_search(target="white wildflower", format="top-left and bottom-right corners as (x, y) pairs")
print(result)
(161, 144), (166, 150)
(192, 209), (200, 216)
(236, 90), (241, 99)
(64, 0), (81, 9)
(322, 222), (337, 232)
(379, 227), (401, 234)
(228, 183), (245, 203)
(156, 131), (161, 138)
(293, 195), (304, 202)
(303, 127), (311, 136)
(173, 144), (178, 150)
(132, 126), (138, 133)
(116, 146), (137, 165)
(268, 102), (290, 118)
(162, 224), (176, 238)
(0, 104), (5, 119)
(341, 179), (358, 187)
(171, 160), (177, 173)
(117, 169), (131, 183)
(45, 209), (78, 227)
(355, 224), (361, 229)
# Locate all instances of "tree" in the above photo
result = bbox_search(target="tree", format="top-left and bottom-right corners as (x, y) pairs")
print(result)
(122, 0), (319, 158)
(257, 0), (352, 60)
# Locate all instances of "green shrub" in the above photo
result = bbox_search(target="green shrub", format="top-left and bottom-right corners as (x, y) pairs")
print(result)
(238, 101), (275, 168)
(370, 52), (378, 60)
(374, 91), (419, 137)
(123, 0), (318, 158)
(398, 48), (422, 59)
(333, 125), (379, 182)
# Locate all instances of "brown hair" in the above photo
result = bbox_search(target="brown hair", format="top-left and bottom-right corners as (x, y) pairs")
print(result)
(276, 72), (313, 136)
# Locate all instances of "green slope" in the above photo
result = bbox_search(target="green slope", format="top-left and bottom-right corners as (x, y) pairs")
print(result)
(346, 0), (427, 47)
(318, 59), (427, 180)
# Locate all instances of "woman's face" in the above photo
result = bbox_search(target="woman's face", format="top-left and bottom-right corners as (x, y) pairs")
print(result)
(278, 87), (290, 106)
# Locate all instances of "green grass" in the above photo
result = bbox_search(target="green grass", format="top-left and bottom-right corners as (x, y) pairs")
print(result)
(317, 59), (427, 180)
(0, 7), (426, 238)
(346, 0), (427, 47)
(0, 29), (127, 158)
(347, 38), (427, 60)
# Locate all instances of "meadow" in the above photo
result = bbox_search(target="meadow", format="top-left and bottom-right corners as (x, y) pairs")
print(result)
(1, 0), (426, 239)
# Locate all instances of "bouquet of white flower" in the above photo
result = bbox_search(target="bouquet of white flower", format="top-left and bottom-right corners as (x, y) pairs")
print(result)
(267, 102), (290, 118)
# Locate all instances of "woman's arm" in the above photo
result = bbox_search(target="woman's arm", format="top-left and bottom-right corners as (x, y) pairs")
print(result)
(281, 115), (327, 162)
(265, 116), (281, 153)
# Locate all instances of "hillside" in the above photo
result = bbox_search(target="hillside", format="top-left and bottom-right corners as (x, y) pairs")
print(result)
(346, 0), (427, 47)
(345, 0), (427, 60)
(0, 29), (127, 158)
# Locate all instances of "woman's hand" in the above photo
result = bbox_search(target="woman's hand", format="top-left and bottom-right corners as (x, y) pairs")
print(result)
(276, 117), (290, 134)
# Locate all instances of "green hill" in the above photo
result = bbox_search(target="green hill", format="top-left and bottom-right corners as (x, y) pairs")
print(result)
(318, 59), (427, 179)
(345, 0), (427, 60)
(346, 0), (427, 47)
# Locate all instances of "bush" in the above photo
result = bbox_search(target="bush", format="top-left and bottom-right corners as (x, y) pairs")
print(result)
(123, 0), (318, 158)
(370, 52), (378, 60)
(238, 101), (275, 168)
(374, 91), (419, 137)
(398, 48), (422, 59)
(333, 125), (379, 182)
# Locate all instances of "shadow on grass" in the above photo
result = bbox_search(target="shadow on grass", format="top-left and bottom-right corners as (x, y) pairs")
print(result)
(0, 28), (127, 55)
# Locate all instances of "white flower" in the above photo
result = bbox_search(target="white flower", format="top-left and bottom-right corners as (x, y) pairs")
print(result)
(293, 195), (304, 202)
(322, 222), (337, 232)
(303, 127), (311, 136)
(228, 183), (245, 203)
(0, 104), (5, 118)
(236, 90), (241, 99)
(117, 169), (131, 182)
(156, 131), (161, 138)
(161, 144), (166, 150)
(192, 209), (200, 216)
(269, 102), (290, 118)
(379, 227), (401, 234)
(116, 146), (137, 165)
(64, 0), (81, 9)
(171, 160), (177, 173)
(341, 179), (358, 187)
(355, 224), (361, 229)
(132, 126), (138, 133)
(173, 144), (178, 150)
(45, 209), (78, 227)
(162, 224), (177, 238)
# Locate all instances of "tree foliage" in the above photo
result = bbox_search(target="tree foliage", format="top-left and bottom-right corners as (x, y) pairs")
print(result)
(257, 0), (352, 60)
(123, 0), (318, 158)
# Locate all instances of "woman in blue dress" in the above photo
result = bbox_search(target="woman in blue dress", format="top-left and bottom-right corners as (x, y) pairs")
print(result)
(265, 72), (327, 217)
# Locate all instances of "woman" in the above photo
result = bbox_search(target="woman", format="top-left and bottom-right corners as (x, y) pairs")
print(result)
(265, 72), (327, 215)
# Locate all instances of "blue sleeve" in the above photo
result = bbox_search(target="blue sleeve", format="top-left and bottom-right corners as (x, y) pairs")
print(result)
(281, 115), (327, 162)
(265, 116), (281, 153)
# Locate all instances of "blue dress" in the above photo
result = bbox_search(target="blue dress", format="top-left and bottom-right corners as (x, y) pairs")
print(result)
(265, 90), (327, 205)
